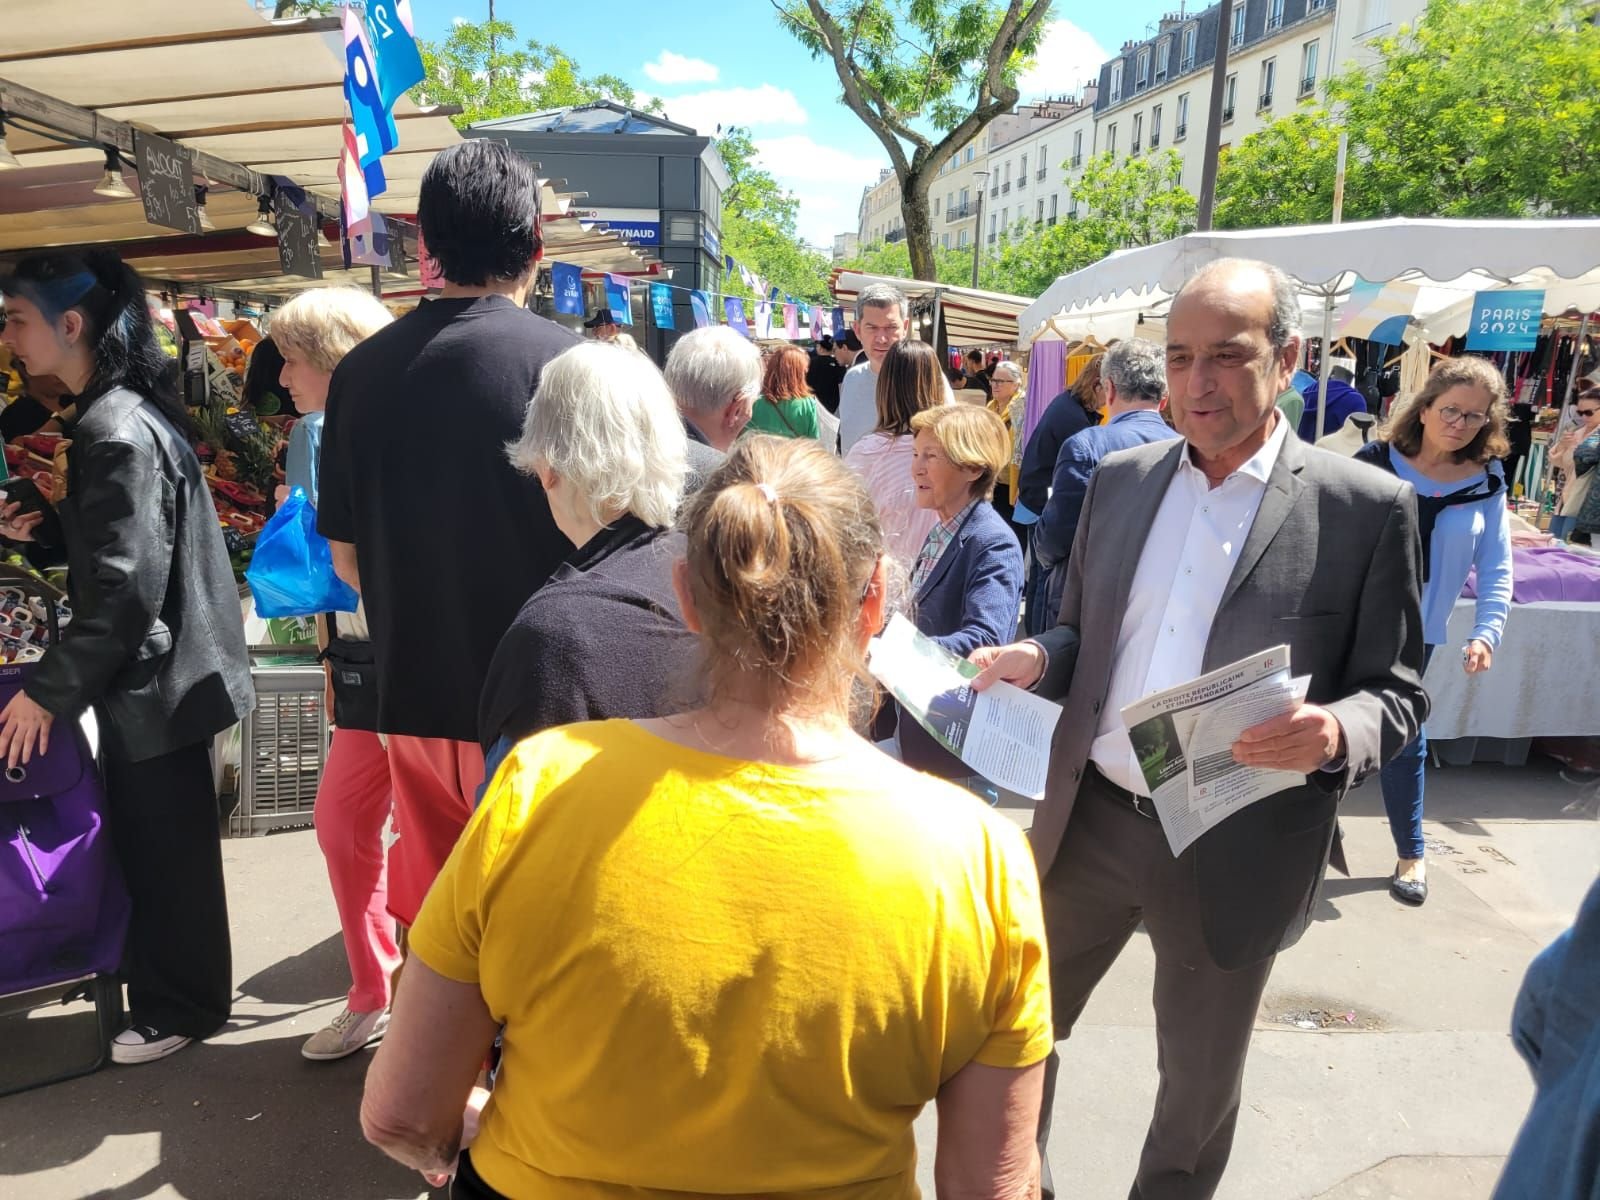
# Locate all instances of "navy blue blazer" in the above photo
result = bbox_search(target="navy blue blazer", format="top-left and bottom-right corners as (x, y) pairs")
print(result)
(898, 500), (1024, 778)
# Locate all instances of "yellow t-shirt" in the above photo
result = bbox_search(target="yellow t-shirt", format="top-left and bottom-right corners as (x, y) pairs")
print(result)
(409, 719), (1052, 1199)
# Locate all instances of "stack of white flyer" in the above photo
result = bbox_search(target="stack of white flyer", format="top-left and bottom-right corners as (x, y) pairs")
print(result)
(867, 614), (1063, 800)
(1120, 644), (1310, 857)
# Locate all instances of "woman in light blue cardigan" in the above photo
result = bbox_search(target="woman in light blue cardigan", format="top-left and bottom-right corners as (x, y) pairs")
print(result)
(1356, 357), (1513, 907)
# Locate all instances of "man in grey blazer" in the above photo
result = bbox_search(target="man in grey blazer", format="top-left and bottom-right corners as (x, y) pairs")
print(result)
(973, 258), (1428, 1199)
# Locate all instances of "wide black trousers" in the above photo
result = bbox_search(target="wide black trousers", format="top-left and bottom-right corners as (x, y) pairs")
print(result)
(102, 739), (232, 1039)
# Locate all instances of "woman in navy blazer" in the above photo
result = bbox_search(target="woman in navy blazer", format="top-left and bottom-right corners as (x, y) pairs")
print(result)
(897, 405), (1024, 779)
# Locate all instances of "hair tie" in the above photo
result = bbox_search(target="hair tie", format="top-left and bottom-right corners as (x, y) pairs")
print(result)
(755, 482), (778, 505)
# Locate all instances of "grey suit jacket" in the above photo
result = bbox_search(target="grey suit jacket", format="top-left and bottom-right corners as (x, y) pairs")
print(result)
(1031, 430), (1428, 970)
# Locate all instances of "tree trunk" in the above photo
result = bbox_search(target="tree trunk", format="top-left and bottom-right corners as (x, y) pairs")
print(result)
(902, 171), (936, 281)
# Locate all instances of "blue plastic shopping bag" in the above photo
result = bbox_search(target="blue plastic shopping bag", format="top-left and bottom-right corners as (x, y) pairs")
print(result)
(244, 488), (359, 616)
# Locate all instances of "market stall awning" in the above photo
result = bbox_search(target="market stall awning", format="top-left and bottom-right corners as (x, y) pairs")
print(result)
(1019, 217), (1600, 347)
(0, 0), (651, 298)
(829, 270), (1032, 346)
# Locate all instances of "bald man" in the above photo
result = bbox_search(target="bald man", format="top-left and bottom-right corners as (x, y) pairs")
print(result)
(972, 259), (1428, 1198)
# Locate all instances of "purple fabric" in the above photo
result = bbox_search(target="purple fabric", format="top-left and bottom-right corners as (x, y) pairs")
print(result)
(0, 664), (128, 995)
(1464, 547), (1600, 603)
(1024, 339), (1067, 448)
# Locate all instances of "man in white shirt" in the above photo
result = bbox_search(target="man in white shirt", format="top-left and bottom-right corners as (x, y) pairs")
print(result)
(972, 259), (1427, 1199)
(837, 283), (952, 453)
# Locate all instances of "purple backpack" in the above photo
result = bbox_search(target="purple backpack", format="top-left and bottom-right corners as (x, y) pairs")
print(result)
(0, 663), (129, 996)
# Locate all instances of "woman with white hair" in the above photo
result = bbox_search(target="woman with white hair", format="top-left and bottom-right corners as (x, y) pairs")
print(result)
(268, 287), (400, 1063)
(477, 342), (699, 783)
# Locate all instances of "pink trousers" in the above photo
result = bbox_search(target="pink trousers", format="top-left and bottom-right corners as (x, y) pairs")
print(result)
(383, 735), (485, 928)
(314, 728), (401, 1013)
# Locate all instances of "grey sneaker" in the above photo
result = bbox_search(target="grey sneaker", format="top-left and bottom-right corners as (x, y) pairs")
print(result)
(301, 1007), (389, 1061)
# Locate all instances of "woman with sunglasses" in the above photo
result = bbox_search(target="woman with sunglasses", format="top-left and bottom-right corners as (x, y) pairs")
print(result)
(1356, 356), (1513, 907)
(1550, 387), (1600, 544)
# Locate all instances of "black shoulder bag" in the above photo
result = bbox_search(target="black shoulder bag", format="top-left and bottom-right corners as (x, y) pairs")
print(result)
(319, 610), (380, 731)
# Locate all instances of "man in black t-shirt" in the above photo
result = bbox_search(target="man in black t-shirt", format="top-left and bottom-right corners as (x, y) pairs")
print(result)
(317, 139), (579, 928)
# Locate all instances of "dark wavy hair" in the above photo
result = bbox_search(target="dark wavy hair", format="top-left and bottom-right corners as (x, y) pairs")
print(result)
(4, 248), (187, 432)
(420, 140), (542, 286)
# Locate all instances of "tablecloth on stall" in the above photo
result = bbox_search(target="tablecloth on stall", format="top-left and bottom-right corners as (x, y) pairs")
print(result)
(1423, 598), (1600, 741)
(1465, 546), (1600, 602)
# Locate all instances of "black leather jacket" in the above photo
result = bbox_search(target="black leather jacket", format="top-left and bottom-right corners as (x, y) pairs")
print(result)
(24, 387), (253, 762)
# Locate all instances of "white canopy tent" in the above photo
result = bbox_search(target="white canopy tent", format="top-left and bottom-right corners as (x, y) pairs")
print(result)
(1018, 218), (1600, 348)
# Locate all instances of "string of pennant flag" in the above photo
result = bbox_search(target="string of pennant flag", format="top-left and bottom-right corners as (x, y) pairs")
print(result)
(549, 260), (846, 340)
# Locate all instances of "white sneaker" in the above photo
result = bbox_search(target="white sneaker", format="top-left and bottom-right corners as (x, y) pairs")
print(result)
(300, 1007), (389, 1061)
(111, 1024), (193, 1065)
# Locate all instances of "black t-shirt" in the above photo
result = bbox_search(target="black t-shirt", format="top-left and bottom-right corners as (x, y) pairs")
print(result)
(0, 395), (55, 442)
(806, 353), (846, 414)
(318, 296), (580, 741)
(477, 516), (699, 751)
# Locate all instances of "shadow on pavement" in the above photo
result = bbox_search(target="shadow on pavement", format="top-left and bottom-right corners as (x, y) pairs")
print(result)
(0, 1022), (436, 1200)
(238, 933), (349, 1006)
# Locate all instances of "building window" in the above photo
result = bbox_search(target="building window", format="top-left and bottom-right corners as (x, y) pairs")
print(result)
(1107, 121), (1117, 156)
(942, 233), (951, 249)
(1223, 74), (1237, 122)
(1136, 48), (1150, 89)
(1072, 130), (1084, 167)
(1037, 145), (1048, 180)
(1231, 5), (1246, 48)
(947, 190), (955, 213)
(1131, 113), (1143, 154)
(1259, 58), (1276, 110)
(1268, 0), (1285, 29)
(1181, 25), (1197, 71)
(1038, 198), (1046, 222)
(1110, 61), (1123, 103)
(1050, 194), (1059, 224)
(1300, 40), (1320, 96)
(1176, 92), (1190, 140)
(965, 145), (975, 162)
(1151, 103), (1163, 148)
(933, 197), (940, 215)
(959, 228), (970, 247)
(1156, 38), (1170, 81)
(989, 213), (998, 239)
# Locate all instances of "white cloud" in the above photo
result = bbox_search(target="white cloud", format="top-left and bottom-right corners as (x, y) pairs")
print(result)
(641, 51), (720, 85)
(752, 135), (889, 247)
(654, 85), (809, 134)
(1017, 19), (1109, 100)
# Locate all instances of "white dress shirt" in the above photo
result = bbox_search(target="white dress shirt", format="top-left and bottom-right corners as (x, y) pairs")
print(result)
(837, 359), (956, 454)
(1091, 415), (1290, 795)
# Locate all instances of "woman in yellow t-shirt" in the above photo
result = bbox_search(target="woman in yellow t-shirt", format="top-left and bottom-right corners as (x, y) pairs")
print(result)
(362, 435), (1052, 1200)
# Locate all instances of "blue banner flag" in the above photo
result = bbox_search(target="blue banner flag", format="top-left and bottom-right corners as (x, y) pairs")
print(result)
(605, 275), (634, 326)
(724, 296), (750, 336)
(690, 290), (713, 328)
(344, 10), (399, 170)
(1466, 289), (1544, 351)
(650, 283), (676, 330)
(364, 1), (426, 108)
(552, 262), (584, 316)
(832, 307), (847, 338)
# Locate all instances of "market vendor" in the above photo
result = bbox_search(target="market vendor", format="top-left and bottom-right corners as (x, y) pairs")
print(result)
(0, 247), (252, 1065)
(1, 363), (74, 441)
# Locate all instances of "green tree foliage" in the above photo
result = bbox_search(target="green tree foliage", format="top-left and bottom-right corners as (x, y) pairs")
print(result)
(412, 19), (661, 125)
(1216, 0), (1600, 228)
(714, 127), (832, 304)
(835, 239), (980, 286)
(777, 0), (1053, 280)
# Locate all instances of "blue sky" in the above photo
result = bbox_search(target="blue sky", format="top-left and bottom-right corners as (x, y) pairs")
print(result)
(412, 2), (1181, 245)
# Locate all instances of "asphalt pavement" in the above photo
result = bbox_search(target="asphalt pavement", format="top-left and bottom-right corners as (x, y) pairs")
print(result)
(2, 757), (1595, 1200)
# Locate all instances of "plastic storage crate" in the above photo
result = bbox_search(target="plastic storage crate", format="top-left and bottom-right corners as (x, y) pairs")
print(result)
(230, 657), (329, 836)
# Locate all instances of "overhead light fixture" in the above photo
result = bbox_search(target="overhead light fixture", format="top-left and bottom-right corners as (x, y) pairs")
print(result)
(92, 146), (134, 199)
(0, 112), (19, 171)
(246, 194), (276, 238)
(194, 185), (216, 232)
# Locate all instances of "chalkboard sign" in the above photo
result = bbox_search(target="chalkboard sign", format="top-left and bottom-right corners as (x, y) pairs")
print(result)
(133, 132), (200, 235)
(387, 226), (408, 276)
(274, 188), (323, 280)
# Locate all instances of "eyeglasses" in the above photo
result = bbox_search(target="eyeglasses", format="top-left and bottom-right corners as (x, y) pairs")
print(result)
(1435, 405), (1489, 429)
(1578, 407), (1600, 418)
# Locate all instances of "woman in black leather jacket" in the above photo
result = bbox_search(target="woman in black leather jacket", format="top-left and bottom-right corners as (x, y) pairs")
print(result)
(0, 249), (252, 1065)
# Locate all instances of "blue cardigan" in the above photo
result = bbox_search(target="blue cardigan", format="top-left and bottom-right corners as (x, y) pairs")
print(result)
(898, 500), (1024, 777)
